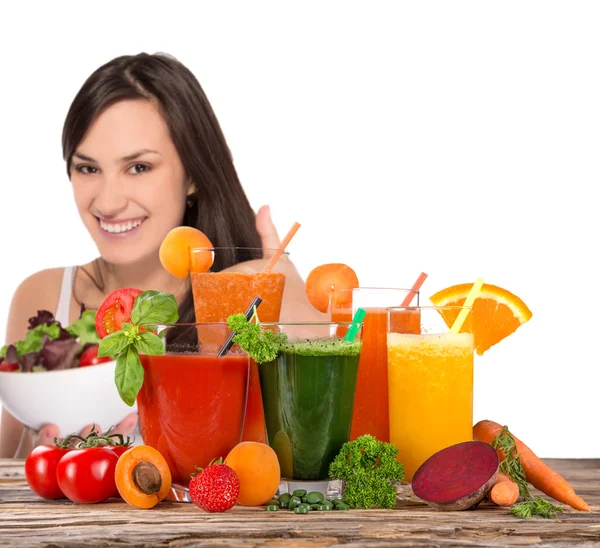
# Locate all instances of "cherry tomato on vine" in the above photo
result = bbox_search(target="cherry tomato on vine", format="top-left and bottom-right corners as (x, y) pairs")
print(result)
(25, 445), (72, 499)
(56, 447), (119, 503)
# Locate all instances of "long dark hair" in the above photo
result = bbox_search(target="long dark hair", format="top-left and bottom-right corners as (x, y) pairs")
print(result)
(62, 52), (262, 322)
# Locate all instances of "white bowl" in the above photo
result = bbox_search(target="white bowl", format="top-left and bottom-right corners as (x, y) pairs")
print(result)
(0, 361), (137, 439)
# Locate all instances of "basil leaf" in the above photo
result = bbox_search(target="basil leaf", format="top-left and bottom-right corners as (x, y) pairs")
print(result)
(131, 290), (179, 326)
(135, 332), (165, 356)
(98, 331), (130, 358)
(0, 345), (7, 358)
(115, 346), (143, 407)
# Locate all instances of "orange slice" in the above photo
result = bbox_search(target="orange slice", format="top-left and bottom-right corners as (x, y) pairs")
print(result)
(305, 263), (359, 313)
(159, 226), (213, 278)
(429, 282), (532, 356)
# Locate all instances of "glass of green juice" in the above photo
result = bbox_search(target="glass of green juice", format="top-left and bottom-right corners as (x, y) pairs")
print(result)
(257, 322), (363, 497)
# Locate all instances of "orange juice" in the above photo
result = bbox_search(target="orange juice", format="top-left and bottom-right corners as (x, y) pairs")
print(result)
(387, 332), (474, 481)
(191, 269), (285, 443)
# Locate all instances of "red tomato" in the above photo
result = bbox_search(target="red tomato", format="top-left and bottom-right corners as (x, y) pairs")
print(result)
(56, 447), (119, 503)
(25, 445), (72, 499)
(0, 361), (19, 372)
(95, 288), (142, 339)
(79, 345), (112, 367)
(109, 445), (132, 457)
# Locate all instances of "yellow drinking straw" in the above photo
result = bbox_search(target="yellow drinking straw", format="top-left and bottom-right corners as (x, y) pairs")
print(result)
(450, 277), (485, 333)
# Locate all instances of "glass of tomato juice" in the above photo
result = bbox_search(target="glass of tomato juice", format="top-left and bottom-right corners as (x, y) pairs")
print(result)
(189, 247), (287, 444)
(137, 323), (250, 487)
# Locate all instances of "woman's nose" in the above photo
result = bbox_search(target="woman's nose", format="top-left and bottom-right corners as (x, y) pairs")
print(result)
(92, 174), (128, 217)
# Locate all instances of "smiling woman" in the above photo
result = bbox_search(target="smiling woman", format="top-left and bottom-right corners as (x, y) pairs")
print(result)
(1, 52), (317, 459)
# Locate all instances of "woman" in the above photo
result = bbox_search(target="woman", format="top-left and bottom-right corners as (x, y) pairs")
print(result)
(1, 52), (320, 458)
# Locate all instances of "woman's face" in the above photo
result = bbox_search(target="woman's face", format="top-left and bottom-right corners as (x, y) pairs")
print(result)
(70, 99), (191, 266)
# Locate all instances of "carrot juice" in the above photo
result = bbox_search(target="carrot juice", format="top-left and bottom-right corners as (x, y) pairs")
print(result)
(387, 306), (474, 481)
(138, 352), (249, 485)
(331, 288), (419, 442)
(190, 251), (286, 444)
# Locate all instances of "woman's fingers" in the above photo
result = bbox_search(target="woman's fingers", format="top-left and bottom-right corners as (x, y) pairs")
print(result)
(113, 412), (139, 437)
(78, 424), (99, 439)
(256, 205), (281, 250)
(37, 424), (60, 446)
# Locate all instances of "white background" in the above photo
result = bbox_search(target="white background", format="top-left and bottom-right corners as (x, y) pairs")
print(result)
(0, 1), (598, 458)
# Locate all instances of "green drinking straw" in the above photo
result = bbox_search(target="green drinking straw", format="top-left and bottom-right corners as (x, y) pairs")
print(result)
(344, 308), (367, 342)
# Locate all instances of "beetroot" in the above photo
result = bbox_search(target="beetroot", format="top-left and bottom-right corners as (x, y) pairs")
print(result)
(412, 441), (499, 511)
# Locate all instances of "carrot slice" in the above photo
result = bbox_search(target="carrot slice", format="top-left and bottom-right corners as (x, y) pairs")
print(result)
(305, 263), (359, 313)
(474, 420), (590, 512)
(115, 445), (172, 509)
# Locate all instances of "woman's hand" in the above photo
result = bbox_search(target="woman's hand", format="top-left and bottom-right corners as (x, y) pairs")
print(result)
(15, 412), (139, 458)
(250, 205), (327, 321)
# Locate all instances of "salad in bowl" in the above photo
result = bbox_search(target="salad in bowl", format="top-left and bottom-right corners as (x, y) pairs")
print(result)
(0, 309), (137, 438)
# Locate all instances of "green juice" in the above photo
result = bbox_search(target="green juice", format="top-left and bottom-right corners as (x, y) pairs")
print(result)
(258, 339), (361, 481)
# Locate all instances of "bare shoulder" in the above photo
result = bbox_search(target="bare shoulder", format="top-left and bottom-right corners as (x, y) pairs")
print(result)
(5, 268), (65, 344)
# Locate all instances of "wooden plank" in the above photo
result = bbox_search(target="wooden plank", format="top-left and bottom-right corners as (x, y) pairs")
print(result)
(0, 458), (598, 547)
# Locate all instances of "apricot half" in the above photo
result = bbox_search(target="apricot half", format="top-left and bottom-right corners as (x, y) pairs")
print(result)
(159, 226), (213, 278)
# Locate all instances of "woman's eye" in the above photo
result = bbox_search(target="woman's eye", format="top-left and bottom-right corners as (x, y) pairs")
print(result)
(74, 165), (98, 175)
(128, 163), (151, 175)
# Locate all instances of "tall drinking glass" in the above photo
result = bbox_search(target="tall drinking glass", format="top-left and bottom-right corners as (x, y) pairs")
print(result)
(189, 247), (287, 443)
(331, 288), (419, 442)
(137, 323), (249, 486)
(258, 322), (363, 495)
(387, 306), (474, 481)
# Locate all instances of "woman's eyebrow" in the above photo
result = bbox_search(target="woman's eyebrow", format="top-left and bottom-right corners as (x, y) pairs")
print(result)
(121, 149), (161, 162)
(72, 149), (161, 163)
(73, 151), (96, 162)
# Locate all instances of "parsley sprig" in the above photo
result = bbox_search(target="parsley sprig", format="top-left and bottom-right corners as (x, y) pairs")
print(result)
(328, 434), (404, 509)
(491, 426), (563, 519)
(226, 310), (287, 363)
(98, 290), (178, 406)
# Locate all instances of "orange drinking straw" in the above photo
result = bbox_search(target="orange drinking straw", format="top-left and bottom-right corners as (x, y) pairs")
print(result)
(262, 222), (301, 273)
(400, 272), (428, 306)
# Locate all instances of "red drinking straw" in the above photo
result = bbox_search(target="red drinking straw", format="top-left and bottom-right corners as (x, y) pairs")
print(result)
(400, 272), (428, 307)
(262, 222), (301, 273)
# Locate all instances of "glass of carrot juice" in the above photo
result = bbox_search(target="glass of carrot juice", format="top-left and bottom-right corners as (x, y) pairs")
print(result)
(189, 247), (287, 444)
(387, 306), (474, 481)
(330, 288), (419, 442)
(137, 323), (249, 486)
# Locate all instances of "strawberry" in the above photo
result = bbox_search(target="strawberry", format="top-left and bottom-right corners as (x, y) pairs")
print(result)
(189, 459), (240, 512)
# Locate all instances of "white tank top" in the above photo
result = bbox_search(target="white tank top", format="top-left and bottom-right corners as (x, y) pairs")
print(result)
(55, 266), (76, 326)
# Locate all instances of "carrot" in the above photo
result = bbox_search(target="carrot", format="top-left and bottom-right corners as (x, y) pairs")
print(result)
(305, 263), (359, 313)
(474, 420), (590, 512)
(490, 472), (519, 506)
(115, 445), (172, 509)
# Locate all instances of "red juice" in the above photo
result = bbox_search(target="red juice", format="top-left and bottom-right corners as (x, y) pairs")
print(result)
(138, 353), (249, 485)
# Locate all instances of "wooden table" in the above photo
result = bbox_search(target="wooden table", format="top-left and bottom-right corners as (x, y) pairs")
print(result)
(1, 458), (599, 547)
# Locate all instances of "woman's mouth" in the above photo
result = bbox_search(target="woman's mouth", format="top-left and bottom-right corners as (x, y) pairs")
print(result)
(98, 217), (147, 236)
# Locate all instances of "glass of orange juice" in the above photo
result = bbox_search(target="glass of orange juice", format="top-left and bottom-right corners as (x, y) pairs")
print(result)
(330, 288), (419, 443)
(387, 305), (474, 481)
(189, 247), (287, 444)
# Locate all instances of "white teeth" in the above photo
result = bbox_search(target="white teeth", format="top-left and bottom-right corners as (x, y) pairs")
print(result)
(99, 219), (143, 234)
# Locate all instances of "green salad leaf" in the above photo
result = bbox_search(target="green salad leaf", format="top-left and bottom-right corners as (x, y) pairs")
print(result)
(66, 310), (100, 345)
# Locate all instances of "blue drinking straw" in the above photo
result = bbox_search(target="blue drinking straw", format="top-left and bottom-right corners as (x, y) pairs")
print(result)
(344, 308), (367, 342)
